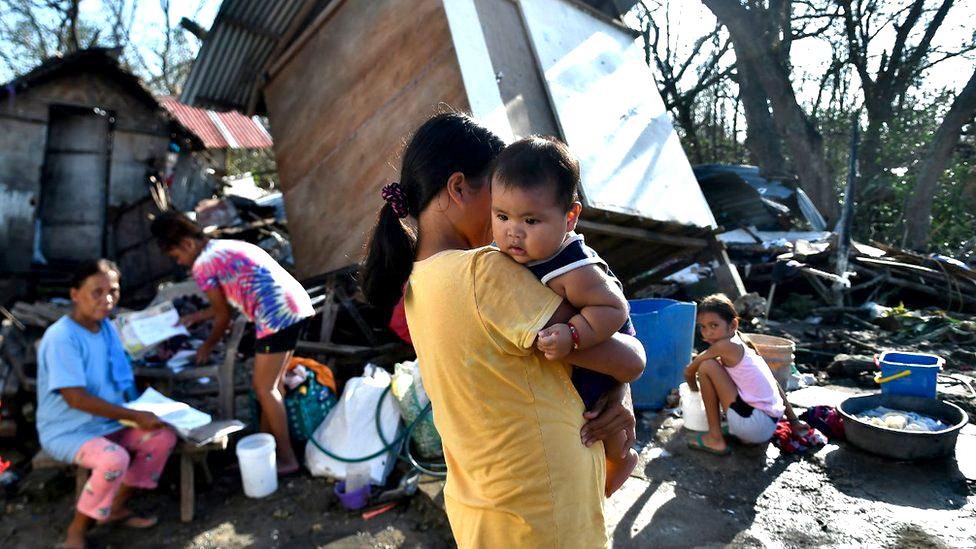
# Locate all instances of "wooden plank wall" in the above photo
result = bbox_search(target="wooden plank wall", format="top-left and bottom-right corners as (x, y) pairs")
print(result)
(264, 0), (468, 279)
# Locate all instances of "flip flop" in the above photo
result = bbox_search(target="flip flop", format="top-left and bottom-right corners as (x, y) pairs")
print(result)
(688, 434), (731, 456)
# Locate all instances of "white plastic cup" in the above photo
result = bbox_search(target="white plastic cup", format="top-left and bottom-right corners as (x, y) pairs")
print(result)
(679, 383), (709, 432)
(236, 433), (278, 498)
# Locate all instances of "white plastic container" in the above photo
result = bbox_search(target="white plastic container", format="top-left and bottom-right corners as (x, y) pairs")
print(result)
(236, 433), (278, 498)
(679, 382), (709, 432)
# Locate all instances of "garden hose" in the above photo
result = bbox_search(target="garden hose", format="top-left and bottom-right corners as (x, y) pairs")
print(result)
(301, 385), (448, 478)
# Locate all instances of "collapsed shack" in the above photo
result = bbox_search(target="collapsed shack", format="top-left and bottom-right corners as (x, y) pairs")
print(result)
(0, 48), (221, 304)
(179, 0), (747, 310)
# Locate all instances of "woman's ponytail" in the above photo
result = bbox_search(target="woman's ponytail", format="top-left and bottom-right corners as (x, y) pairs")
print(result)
(361, 202), (417, 309)
(359, 111), (505, 310)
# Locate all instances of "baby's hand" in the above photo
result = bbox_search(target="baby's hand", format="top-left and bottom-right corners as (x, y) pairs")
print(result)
(537, 324), (574, 360)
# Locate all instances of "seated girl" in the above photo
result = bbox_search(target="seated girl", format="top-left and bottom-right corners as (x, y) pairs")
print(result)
(684, 294), (807, 455)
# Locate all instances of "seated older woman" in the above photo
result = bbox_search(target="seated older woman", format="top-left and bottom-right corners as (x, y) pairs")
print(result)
(36, 259), (177, 549)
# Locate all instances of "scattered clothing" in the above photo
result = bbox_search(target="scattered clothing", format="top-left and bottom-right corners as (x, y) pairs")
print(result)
(856, 406), (947, 432)
(283, 365), (309, 390)
(772, 420), (827, 454)
(799, 406), (845, 440)
(192, 239), (314, 339)
(287, 356), (336, 393)
(526, 232), (635, 410)
(73, 428), (177, 520)
(726, 334), (786, 419)
(37, 317), (129, 462)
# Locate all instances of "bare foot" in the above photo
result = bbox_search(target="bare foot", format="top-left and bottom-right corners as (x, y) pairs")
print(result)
(62, 530), (87, 549)
(605, 449), (639, 498)
(100, 508), (158, 529)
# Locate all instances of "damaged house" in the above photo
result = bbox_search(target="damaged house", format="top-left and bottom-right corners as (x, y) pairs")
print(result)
(0, 48), (272, 302)
(179, 0), (745, 301)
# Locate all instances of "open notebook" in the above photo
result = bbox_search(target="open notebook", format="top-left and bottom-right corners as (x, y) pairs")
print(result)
(124, 388), (212, 437)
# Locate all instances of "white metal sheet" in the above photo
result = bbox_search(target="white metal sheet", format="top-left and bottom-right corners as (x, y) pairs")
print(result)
(518, 0), (716, 228)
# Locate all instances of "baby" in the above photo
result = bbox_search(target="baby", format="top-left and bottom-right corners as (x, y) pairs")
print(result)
(490, 135), (640, 497)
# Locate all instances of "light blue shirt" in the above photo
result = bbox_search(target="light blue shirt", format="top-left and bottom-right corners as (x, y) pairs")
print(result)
(36, 317), (127, 462)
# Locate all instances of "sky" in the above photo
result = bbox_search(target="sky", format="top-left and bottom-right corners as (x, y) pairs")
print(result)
(3, 0), (972, 106)
(639, 0), (976, 105)
(0, 0), (221, 82)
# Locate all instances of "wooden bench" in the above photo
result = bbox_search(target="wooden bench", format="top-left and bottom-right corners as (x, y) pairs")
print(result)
(30, 419), (244, 523)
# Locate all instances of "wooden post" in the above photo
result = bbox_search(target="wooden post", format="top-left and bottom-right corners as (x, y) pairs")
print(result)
(180, 451), (194, 523)
(218, 317), (246, 420)
(706, 235), (746, 299)
(318, 283), (339, 344)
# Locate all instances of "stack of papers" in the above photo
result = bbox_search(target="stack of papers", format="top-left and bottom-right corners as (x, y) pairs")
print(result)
(124, 388), (211, 437)
(114, 301), (189, 358)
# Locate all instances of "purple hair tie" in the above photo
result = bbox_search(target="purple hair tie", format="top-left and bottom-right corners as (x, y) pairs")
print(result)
(381, 182), (409, 219)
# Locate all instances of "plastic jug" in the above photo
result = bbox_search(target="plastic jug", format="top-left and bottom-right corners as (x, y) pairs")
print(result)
(236, 433), (278, 498)
(679, 382), (709, 431)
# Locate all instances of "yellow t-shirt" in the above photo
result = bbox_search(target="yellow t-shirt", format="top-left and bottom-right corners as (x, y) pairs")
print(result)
(405, 247), (607, 548)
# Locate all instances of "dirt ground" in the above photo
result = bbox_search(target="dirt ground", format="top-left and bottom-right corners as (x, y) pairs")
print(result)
(0, 454), (454, 548)
(608, 384), (976, 548)
(3, 383), (974, 548)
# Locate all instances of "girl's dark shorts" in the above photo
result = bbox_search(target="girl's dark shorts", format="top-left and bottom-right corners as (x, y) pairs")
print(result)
(254, 318), (308, 354)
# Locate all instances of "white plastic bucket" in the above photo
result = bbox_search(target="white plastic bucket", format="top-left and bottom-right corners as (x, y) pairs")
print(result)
(679, 382), (709, 432)
(236, 433), (278, 498)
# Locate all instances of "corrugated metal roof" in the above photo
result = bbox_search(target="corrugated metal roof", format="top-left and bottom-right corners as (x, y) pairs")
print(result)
(180, 0), (633, 113)
(180, 0), (315, 111)
(159, 96), (272, 149)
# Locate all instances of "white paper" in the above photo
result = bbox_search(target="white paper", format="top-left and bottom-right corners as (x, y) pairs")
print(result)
(167, 349), (197, 373)
(125, 387), (211, 435)
(128, 302), (189, 347)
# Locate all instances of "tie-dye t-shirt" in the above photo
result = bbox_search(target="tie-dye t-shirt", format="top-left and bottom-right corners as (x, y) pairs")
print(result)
(192, 239), (314, 339)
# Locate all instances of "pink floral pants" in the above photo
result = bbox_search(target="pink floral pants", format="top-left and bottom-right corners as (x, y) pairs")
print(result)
(73, 428), (177, 520)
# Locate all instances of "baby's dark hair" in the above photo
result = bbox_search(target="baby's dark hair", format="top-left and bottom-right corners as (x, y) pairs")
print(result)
(491, 136), (580, 211)
(698, 293), (738, 324)
(71, 259), (120, 289)
(150, 211), (205, 251)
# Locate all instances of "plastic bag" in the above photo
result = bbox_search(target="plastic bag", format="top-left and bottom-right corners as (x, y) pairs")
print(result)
(391, 360), (442, 458)
(304, 364), (401, 485)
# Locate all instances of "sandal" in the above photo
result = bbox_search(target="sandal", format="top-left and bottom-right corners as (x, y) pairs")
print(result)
(687, 434), (731, 456)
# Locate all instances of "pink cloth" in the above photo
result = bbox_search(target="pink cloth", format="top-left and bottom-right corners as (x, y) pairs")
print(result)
(725, 335), (786, 418)
(73, 428), (177, 520)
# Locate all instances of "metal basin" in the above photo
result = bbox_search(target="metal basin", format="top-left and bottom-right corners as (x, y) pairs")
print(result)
(838, 394), (968, 460)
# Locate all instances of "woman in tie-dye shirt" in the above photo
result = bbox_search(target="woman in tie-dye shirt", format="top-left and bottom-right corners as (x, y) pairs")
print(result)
(151, 212), (313, 475)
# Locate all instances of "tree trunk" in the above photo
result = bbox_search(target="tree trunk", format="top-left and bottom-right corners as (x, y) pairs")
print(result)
(735, 58), (788, 176)
(903, 68), (976, 250)
(704, 0), (839, 221)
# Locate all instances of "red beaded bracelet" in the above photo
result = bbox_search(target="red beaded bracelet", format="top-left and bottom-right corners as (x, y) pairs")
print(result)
(567, 321), (580, 349)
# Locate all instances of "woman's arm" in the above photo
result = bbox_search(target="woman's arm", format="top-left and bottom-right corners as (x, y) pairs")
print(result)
(180, 307), (215, 327)
(581, 383), (636, 456)
(60, 387), (165, 430)
(196, 288), (231, 365)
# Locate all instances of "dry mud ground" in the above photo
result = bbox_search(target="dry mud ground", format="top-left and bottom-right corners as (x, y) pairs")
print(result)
(3, 384), (974, 548)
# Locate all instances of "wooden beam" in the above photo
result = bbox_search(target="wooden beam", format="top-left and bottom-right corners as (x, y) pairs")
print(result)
(268, 0), (350, 79)
(576, 220), (709, 249)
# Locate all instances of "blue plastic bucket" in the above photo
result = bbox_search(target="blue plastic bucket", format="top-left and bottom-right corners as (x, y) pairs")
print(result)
(628, 298), (697, 410)
(877, 351), (943, 398)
